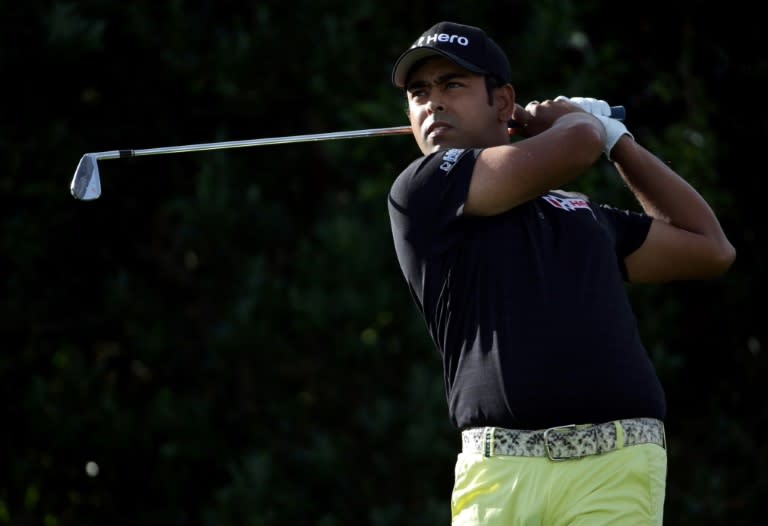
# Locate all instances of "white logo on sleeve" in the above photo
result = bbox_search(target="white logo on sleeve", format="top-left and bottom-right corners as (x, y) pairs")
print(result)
(439, 148), (464, 172)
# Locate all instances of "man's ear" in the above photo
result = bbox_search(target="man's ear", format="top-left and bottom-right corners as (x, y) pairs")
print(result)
(495, 84), (516, 123)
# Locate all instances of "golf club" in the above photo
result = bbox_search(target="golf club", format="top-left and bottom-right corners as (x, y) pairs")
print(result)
(70, 106), (625, 201)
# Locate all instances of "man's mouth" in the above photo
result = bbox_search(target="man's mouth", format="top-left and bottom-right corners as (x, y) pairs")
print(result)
(425, 121), (453, 139)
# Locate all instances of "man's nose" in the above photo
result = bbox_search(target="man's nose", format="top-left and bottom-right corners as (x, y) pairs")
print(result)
(426, 98), (446, 114)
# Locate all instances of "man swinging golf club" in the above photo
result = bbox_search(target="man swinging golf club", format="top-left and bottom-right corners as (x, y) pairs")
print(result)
(387, 20), (735, 525)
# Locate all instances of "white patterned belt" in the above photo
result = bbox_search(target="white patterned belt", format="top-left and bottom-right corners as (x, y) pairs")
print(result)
(461, 418), (666, 461)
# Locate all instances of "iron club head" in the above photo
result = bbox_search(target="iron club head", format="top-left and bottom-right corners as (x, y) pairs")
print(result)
(70, 154), (102, 200)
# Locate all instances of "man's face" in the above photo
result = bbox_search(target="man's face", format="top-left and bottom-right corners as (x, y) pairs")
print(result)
(405, 56), (501, 155)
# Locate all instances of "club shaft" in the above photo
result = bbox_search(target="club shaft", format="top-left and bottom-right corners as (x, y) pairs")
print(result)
(87, 104), (624, 161)
(70, 104), (625, 201)
(90, 126), (414, 161)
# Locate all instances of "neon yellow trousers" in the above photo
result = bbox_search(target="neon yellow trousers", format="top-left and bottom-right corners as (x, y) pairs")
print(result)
(451, 444), (667, 525)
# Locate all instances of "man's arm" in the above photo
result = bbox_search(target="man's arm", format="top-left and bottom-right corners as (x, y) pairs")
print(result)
(464, 101), (606, 216)
(612, 136), (736, 282)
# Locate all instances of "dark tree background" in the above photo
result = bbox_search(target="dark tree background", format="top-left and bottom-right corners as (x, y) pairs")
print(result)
(2, 1), (764, 525)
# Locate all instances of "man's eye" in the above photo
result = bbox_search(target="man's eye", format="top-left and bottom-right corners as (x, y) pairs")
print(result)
(410, 89), (427, 98)
(447, 81), (462, 88)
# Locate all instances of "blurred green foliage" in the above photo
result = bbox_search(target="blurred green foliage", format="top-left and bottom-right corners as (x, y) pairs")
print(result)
(1, 1), (765, 525)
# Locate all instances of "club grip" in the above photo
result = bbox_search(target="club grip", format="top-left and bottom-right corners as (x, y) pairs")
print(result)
(508, 105), (626, 131)
(609, 105), (626, 121)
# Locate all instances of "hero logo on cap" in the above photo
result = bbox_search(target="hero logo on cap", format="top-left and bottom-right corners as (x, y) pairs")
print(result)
(391, 21), (512, 88)
(413, 33), (470, 48)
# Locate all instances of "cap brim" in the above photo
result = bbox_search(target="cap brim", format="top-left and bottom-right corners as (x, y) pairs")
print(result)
(391, 47), (488, 88)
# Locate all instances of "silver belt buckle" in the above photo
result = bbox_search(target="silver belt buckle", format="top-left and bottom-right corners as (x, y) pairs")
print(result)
(543, 424), (577, 461)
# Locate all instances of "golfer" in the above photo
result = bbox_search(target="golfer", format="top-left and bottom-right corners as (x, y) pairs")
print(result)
(387, 21), (735, 525)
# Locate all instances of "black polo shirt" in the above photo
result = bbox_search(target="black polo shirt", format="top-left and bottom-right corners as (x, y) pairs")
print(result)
(388, 147), (666, 430)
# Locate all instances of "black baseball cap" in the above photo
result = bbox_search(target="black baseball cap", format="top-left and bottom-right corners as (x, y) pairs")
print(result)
(391, 21), (512, 88)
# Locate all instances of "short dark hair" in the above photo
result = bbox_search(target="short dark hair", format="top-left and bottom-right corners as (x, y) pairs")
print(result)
(484, 75), (505, 105)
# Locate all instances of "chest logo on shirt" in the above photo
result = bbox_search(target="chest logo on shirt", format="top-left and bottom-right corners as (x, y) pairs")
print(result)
(542, 194), (591, 212)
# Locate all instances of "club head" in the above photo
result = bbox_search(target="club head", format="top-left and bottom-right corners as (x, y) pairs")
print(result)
(70, 154), (101, 200)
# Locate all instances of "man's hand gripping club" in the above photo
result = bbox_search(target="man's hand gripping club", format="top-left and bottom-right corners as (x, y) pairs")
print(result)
(555, 95), (634, 160)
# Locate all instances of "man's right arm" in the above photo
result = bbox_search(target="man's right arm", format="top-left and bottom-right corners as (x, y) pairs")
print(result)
(464, 102), (606, 216)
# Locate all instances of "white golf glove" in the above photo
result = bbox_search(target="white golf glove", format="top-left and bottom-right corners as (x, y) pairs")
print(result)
(555, 95), (633, 160)
(557, 95), (612, 117)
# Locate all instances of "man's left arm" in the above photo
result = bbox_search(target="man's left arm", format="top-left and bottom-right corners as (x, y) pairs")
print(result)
(611, 136), (736, 282)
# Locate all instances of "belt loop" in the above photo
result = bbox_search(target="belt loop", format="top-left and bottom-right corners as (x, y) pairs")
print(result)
(484, 427), (494, 457)
(614, 420), (625, 450)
